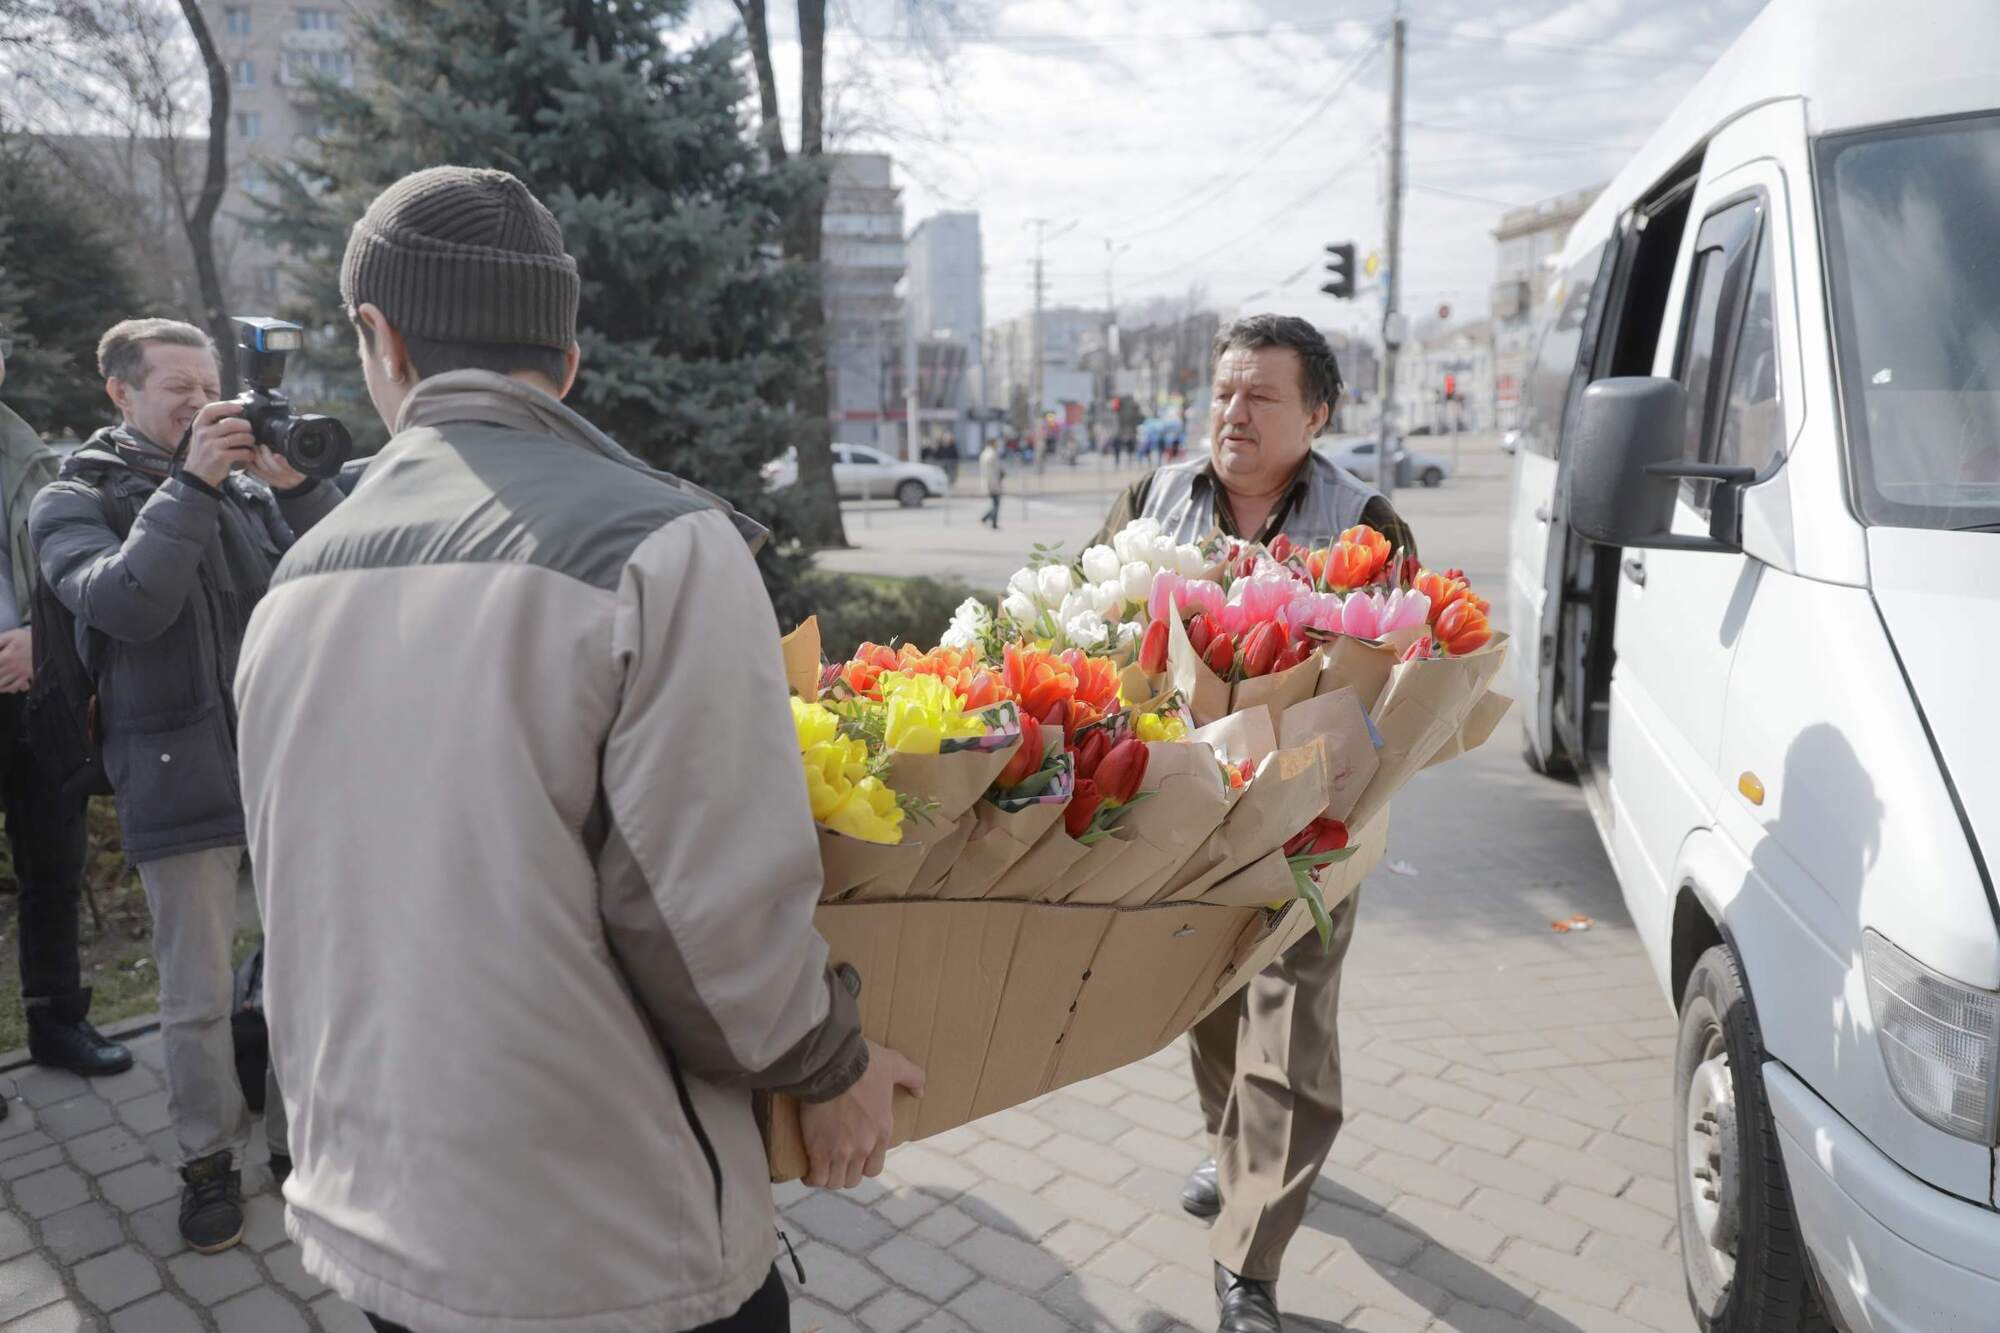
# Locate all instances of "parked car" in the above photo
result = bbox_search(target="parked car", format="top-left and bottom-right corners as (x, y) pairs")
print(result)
(1506, 3), (2000, 1329)
(761, 444), (950, 507)
(1321, 438), (1452, 487)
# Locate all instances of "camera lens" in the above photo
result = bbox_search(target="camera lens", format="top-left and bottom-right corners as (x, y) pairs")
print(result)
(281, 415), (354, 479)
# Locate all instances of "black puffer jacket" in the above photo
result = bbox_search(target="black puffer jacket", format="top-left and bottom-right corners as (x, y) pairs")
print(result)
(28, 432), (341, 863)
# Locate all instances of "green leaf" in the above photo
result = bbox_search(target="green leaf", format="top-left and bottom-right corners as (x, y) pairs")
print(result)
(1291, 862), (1334, 948)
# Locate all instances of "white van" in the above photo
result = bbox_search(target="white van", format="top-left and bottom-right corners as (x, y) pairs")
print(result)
(1504, 2), (2000, 1329)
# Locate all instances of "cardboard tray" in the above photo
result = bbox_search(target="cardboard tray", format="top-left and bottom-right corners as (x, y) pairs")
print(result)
(762, 814), (1386, 1181)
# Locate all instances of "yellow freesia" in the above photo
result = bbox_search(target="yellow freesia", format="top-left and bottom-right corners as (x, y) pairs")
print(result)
(879, 673), (988, 755)
(822, 774), (904, 844)
(1136, 712), (1188, 743)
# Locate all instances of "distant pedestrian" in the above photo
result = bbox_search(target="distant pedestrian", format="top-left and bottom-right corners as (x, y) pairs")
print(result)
(980, 439), (1003, 528)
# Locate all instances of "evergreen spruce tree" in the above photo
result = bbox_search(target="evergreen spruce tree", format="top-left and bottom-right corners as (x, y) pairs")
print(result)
(258, 0), (816, 599)
(0, 137), (149, 437)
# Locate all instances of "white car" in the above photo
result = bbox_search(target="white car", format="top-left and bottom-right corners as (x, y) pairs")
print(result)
(761, 444), (950, 507)
(1321, 438), (1452, 487)
(1508, 4), (2000, 1329)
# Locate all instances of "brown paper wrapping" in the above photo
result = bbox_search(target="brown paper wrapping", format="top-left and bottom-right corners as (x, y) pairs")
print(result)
(1230, 650), (1325, 738)
(887, 739), (1019, 826)
(1063, 743), (1231, 906)
(1046, 832), (1135, 902)
(1119, 662), (1176, 714)
(1189, 709), (1277, 771)
(1278, 688), (1379, 823)
(1199, 846), (1297, 909)
(1312, 633), (1400, 714)
(1166, 604), (1231, 726)
(1421, 689), (1514, 770)
(858, 809), (979, 901)
(816, 825), (922, 901)
(1348, 634), (1511, 831)
(938, 799), (1067, 899)
(1158, 741), (1332, 902)
(985, 819), (1092, 901)
(781, 618), (824, 700)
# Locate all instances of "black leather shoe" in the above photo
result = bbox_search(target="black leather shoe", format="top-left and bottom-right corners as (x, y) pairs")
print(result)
(26, 990), (133, 1077)
(1182, 1156), (1220, 1219)
(1214, 1263), (1282, 1333)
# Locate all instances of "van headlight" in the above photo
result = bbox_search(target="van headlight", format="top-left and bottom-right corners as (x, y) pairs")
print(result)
(1862, 930), (2000, 1142)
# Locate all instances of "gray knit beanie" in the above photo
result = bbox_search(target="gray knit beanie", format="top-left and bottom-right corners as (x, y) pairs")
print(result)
(340, 166), (579, 350)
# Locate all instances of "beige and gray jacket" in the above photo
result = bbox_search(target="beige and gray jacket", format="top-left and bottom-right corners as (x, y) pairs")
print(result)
(235, 371), (865, 1332)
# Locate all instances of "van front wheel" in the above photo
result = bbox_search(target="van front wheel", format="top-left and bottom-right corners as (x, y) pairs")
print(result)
(1676, 945), (1832, 1333)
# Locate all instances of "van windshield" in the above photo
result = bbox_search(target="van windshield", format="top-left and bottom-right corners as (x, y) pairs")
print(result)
(1821, 113), (2000, 531)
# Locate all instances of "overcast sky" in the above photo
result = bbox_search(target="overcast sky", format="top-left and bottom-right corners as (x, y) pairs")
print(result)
(688, 0), (1769, 336)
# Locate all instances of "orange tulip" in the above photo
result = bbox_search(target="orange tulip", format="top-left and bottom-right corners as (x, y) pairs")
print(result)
(1337, 525), (1392, 583)
(1140, 619), (1170, 675)
(1413, 570), (1473, 623)
(1059, 649), (1121, 715)
(1434, 599), (1493, 656)
(1003, 644), (1078, 723)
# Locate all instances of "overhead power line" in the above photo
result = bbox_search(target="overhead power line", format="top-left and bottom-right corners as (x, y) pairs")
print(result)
(1409, 21), (1718, 66)
(1408, 181), (1533, 210)
(1406, 119), (1642, 151)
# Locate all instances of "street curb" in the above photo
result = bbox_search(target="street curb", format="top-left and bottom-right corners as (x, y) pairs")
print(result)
(0, 1010), (162, 1074)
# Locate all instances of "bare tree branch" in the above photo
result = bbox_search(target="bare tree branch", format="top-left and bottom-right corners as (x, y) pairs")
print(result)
(733, 0), (787, 163)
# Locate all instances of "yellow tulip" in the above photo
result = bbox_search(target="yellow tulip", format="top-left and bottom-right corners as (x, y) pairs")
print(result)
(879, 673), (987, 755)
(823, 775), (904, 844)
(791, 697), (840, 750)
(1136, 712), (1187, 743)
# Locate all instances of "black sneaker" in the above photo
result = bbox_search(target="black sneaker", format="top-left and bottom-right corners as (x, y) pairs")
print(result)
(268, 1153), (292, 1192)
(27, 990), (134, 1077)
(179, 1152), (244, 1253)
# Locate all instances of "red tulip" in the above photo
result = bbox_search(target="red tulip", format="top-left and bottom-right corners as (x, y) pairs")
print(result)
(1435, 599), (1493, 656)
(1241, 621), (1287, 678)
(1065, 778), (1103, 838)
(1236, 553), (1258, 579)
(995, 714), (1044, 788)
(1284, 825), (1316, 857)
(1400, 634), (1435, 663)
(1186, 613), (1216, 655)
(1095, 737), (1149, 805)
(1269, 534), (1296, 563)
(1311, 818), (1349, 854)
(1203, 631), (1236, 678)
(1074, 727), (1112, 780)
(1041, 698), (1069, 737)
(1139, 619), (1170, 675)
(1273, 639), (1312, 673)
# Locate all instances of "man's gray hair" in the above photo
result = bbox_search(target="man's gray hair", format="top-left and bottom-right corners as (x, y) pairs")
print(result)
(96, 318), (215, 386)
(1214, 314), (1345, 418)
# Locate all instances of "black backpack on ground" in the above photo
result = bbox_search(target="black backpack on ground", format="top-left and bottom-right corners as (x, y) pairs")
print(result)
(22, 456), (139, 798)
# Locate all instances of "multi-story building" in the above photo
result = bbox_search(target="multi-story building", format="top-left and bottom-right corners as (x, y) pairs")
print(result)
(903, 212), (984, 453)
(983, 306), (1105, 434)
(1395, 318), (1496, 434)
(822, 153), (908, 451)
(1490, 184), (1601, 428)
(203, 0), (376, 304)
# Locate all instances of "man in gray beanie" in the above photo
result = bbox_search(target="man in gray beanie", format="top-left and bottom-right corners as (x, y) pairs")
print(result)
(236, 166), (923, 1333)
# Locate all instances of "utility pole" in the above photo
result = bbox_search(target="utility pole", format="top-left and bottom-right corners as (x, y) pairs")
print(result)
(1376, 11), (1406, 511)
(1030, 219), (1050, 451)
(904, 304), (920, 462)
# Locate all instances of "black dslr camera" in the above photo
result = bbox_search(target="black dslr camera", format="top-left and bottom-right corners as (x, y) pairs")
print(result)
(230, 316), (352, 480)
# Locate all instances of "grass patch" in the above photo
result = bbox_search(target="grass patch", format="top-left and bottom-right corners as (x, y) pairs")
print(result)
(0, 799), (260, 1053)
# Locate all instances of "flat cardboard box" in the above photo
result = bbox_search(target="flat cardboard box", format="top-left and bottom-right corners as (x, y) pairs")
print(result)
(762, 820), (1383, 1181)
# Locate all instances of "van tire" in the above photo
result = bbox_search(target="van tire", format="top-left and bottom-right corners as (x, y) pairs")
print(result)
(1676, 945), (1833, 1333)
(1521, 729), (1574, 780)
(896, 479), (927, 508)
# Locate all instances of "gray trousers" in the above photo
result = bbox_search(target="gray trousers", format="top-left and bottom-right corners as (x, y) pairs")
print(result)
(1189, 890), (1360, 1280)
(137, 846), (285, 1167)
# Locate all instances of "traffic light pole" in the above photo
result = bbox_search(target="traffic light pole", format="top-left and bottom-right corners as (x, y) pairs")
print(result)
(1376, 13), (1406, 512)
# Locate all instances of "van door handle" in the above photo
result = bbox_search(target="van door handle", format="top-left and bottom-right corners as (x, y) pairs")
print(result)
(1621, 556), (1647, 587)
(1533, 503), (1551, 523)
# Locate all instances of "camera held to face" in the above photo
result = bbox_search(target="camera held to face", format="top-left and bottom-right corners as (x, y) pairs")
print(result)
(230, 317), (353, 480)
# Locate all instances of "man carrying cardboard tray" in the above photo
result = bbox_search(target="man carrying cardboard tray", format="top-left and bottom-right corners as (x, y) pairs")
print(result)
(1089, 314), (1415, 1333)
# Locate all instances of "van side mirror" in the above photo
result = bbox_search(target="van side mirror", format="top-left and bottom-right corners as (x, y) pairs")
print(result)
(1566, 377), (1755, 552)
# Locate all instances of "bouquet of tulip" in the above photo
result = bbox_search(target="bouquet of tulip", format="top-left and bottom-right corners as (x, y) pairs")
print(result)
(759, 522), (1512, 1181)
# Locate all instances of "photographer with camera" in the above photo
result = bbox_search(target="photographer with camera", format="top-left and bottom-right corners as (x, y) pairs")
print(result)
(0, 334), (134, 1109)
(28, 317), (344, 1254)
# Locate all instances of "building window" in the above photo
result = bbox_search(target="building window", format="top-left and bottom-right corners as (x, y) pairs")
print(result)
(295, 7), (338, 30)
(285, 48), (354, 87)
(231, 57), (255, 87)
(236, 111), (262, 140)
(224, 6), (250, 35)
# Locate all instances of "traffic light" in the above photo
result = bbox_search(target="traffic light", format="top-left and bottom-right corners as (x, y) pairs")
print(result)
(1111, 396), (1121, 411)
(1443, 374), (1455, 398)
(1321, 242), (1357, 300)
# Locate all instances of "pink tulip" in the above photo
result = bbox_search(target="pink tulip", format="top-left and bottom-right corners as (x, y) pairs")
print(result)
(1220, 571), (1304, 637)
(1339, 588), (1432, 641)
(1281, 591), (1346, 637)
(1153, 573), (1225, 625)
(1148, 570), (1187, 624)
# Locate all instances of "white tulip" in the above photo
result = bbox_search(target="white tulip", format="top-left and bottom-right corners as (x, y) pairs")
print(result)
(1008, 566), (1041, 602)
(1175, 543), (1208, 578)
(1111, 519), (1158, 564)
(1037, 563), (1077, 607)
(1000, 592), (1039, 625)
(1116, 620), (1143, 650)
(1080, 544), (1121, 585)
(1120, 561), (1154, 604)
(940, 622), (977, 649)
(1065, 611), (1109, 650)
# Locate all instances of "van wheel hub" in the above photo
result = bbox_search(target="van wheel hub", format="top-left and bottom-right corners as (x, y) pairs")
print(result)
(1686, 1030), (1741, 1282)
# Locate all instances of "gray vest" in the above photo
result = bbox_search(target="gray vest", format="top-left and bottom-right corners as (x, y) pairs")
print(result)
(1138, 453), (1381, 547)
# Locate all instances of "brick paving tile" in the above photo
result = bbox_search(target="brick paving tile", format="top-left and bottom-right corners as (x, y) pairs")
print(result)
(1549, 1184), (1677, 1245)
(1582, 1232), (1685, 1294)
(791, 1240), (888, 1311)
(1414, 1106), (1522, 1157)
(242, 1193), (290, 1252)
(16, 1068), (86, 1109)
(1407, 1243), (1537, 1315)
(1432, 1300), (1545, 1333)
(1590, 1130), (1676, 1180)
(127, 1198), (188, 1260)
(65, 1125), (148, 1178)
(215, 1285), (311, 1332)
(263, 1242), (329, 1300)
(869, 1235), (977, 1305)
(1039, 1132), (1137, 1186)
(878, 1145), (980, 1197)
(1523, 1087), (1624, 1131)
(1496, 1239), (1634, 1312)
(166, 1247), (264, 1305)
(948, 1279), (1072, 1333)
(1354, 1150), (1478, 1208)
(112, 1091), (170, 1136)
(1482, 1100), (1596, 1151)
(1625, 1176), (1679, 1220)
(856, 1288), (935, 1333)
(1345, 1114), (1452, 1163)
(974, 1109), (1054, 1151)
(1124, 1213), (1214, 1270)
(1380, 1196), (1509, 1266)
(0, 1144), (65, 1181)
(869, 1186), (945, 1231)
(1463, 1189), (1593, 1254)
(7, 1299), (94, 1332)
(1133, 1264), (1216, 1328)
(1039, 1175), (1149, 1237)
(1393, 1073), (1495, 1118)
(97, 1159), (179, 1212)
(1527, 1292), (1663, 1333)
(1082, 1239), (1159, 1287)
(794, 1296), (862, 1331)
(960, 1140), (1059, 1193)
(109, 1292), (202, 1333)
(909, 1204), (979, 1249)
(1114, 1164), (1193, 1218)
(1621, 1280), (1699, 1333)
(312, 1294), (380, 1331)
(37, 1096), (114, 1142)
(953, 1181), (1068, 1243)
(1314, 1250), (1452, 1323)
(0, 1251), (66, 1321)
(14, 1164), (90, 1218)
(789, 1189), (898, 1255)
(1041, 1220), (1114, 1267)
(0, 1127), (55, 1164)
(953, 1226), (1066, 1293)
(1310, 1162), (1400, 1215)
(1300, 1201), (1424, 1268)
(1441, 1145), (1560, 1203)
(75, 1244), (163, 1311)
(0, 1208), (30, 1262)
